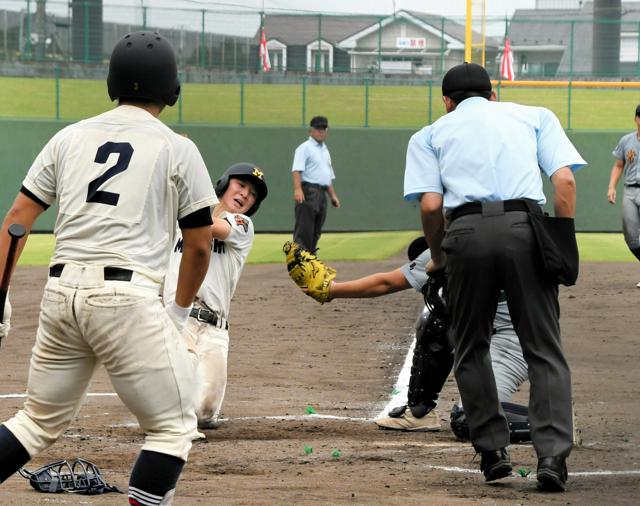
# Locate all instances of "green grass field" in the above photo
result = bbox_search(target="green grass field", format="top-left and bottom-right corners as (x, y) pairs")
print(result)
(17, 231), (637, 266)
(0, 75), (637, 130)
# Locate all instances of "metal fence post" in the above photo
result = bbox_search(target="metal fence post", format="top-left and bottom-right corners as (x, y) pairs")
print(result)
(200, 10), (206, 68)
(240, 75), (245, 126)
(440, 17), (445, 76)
(567, 80), (572, 130)
(569, 20), (575, 79)
(83, 0), (89, 64)
(178, 71), (184, 124)
(637, 22), (640, 76)
(301, 76), (307, 126)
(143, 6), (147, 30)
(364, 78), (369, 128)
(25, 0), (32, 60)
(427, 80), (432, 124)
(54, 66), (60, 120)
(377, 19), (382, 72)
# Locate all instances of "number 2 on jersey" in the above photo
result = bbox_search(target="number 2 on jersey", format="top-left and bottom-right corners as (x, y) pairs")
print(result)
(86, 142), (134, 206)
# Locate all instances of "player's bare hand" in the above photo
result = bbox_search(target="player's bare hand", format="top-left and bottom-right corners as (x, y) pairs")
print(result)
(607, 188), (616, 204)
(330, 195), (340, 208)
(294, 188), (305, 204)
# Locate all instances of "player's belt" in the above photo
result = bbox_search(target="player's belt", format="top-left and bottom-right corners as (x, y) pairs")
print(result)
(625, 183), (640, 188)
(448, 199), (540, 222)
(49, 264), (133, 282)
(189, 307), (229, 330)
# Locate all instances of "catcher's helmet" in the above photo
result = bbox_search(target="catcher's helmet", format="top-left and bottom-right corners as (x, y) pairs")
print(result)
(107, 31), (180, 106)
(215, 162), (268, 217)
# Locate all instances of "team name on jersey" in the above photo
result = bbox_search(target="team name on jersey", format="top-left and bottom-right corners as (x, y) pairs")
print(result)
(174, 237), (226, 255)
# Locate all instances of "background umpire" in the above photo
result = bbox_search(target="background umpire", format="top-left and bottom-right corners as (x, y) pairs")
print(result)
(403, 63), (586, 492)
(291, 115), (340, 252)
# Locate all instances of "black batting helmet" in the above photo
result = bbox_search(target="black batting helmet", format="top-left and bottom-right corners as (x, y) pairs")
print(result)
(215, 163), (268, 217)
(107, 31), (180, 106)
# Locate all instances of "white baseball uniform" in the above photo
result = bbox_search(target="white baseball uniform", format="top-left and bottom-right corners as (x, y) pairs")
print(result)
(164, 210), (254, 426)
(4, 105), (218, 461)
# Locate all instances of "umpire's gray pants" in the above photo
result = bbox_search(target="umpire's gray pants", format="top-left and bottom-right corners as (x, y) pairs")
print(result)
(442, 205), (573, 458)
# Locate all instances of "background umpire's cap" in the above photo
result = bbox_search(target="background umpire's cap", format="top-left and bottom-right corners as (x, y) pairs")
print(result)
(635, 104), (640, 116)
(310, 116), (329, 128)
(442, 62), (492, 97)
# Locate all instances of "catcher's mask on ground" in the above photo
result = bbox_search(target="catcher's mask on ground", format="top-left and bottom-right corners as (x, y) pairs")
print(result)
(107, 31), (181, 106)
(215, 162), (268, 216)
(19, 458), (122, 495)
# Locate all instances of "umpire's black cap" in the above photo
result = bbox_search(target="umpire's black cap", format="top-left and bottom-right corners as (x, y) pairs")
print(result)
(635, 104), (640, 116)
(310, 115), (329, 129)
(442, 62), (492, 97)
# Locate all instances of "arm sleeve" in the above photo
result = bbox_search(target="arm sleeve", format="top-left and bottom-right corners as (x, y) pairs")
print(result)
(612, 137), (625, 160)
(403, 128), (443, 202)
(178, 206), (213, 228)
(400, 249), (431, 292)
(536, 108), (587, 177)
(222, 213), (255, 257)
(291, 144), (307, 173)
(174, 140), (219, 220)
(21, 135), (60, 207)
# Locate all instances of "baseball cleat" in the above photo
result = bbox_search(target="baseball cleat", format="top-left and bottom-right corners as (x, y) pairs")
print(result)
(198, 418), (222, 430)
(636, 281), (640, 288)
(375, 407), (441, 431)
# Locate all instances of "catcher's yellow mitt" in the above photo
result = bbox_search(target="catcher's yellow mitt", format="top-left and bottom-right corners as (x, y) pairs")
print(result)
(283, 241), (336, 304)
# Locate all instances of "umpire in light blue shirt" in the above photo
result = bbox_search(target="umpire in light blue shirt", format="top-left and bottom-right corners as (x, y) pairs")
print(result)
(403, 63), (586, 492)
(291, 115), (340, 252)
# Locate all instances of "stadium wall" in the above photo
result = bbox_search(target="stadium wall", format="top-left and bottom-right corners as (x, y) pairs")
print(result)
(0, 119), (625, 233)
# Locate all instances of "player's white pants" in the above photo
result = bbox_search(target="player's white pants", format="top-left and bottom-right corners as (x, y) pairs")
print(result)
(181, 318), (229, 426)
(4, 264), (198, 461)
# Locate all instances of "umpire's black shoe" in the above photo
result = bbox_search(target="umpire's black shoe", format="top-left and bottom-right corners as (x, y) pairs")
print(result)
(480, 448), (512, 482)
(537, 456), (568, 492)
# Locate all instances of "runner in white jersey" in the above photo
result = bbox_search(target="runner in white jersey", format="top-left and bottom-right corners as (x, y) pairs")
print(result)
(0, 32), (217, 505)
(164, 163), (268, 430)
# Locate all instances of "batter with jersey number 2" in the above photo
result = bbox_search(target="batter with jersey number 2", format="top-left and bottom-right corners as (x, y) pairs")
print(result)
(0, 32), (218, 506)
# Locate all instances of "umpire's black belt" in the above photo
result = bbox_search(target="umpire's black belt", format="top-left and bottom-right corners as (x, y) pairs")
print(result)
(190, 307), (229, 330)
(302, 182), (329, 191)
(49, 264), (133, 282)
(448, 199), (540, 222)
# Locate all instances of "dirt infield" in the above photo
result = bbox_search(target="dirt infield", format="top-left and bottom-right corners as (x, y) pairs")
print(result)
(1, 258), (639, 505)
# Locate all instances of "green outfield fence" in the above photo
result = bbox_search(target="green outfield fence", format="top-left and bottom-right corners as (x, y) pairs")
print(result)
(2, 2), (640, 129)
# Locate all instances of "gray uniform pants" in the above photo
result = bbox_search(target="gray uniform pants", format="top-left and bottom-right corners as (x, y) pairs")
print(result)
(621, 185), (640, 251)
(442, 203), (573, 458)
(294, 183), (327, 252)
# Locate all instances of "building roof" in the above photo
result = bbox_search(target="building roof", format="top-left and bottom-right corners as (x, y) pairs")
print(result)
(258, 10), (500, 50)
(260, 14), (375, 46)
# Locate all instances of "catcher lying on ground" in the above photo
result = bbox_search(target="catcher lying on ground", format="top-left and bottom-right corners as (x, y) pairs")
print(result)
(282, 238), (531, 442)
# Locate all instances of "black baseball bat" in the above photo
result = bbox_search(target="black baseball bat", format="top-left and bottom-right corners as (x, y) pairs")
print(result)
(0, 223), (27, 325)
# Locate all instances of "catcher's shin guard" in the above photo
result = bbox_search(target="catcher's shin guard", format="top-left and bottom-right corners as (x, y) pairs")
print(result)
(407, 311), (454, 417)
